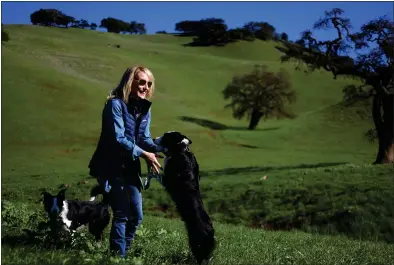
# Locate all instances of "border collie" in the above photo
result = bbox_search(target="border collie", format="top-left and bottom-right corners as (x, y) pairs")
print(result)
(153, 131), (216, 265)
(41, 186), (110, 241)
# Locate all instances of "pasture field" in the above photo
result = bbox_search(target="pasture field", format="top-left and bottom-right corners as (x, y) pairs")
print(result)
(2, 212), (394, 265)
(2, 25), (393, 264)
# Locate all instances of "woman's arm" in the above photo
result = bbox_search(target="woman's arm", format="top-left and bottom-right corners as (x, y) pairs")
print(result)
(105, 100), (161, 173)
(138, 111), (165, 153)
(105, 99), (144, 160)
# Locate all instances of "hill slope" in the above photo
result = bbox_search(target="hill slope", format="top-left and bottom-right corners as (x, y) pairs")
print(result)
(2, 24), (392, 265)
(1, 25), (374, 178)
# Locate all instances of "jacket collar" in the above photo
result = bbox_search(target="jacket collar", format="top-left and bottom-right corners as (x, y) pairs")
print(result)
(128, 96), (152, 115)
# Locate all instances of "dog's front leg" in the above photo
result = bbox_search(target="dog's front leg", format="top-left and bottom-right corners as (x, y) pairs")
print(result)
(70, 229), (78, 245)
(68, 222), (80, 241)
(38, 221), (50, 231)
(69, 223), (80, 244)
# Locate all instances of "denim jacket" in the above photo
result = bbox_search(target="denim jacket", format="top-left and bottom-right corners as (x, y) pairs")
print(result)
(89, 97), (162, 188)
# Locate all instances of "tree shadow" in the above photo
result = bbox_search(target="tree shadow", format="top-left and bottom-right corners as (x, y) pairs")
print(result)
(274, 43), (309, 70)
(200, 162), (348, 177)
(182, 40), (235, 47)
(275, 44), (288, 54)
(234, 143), (260, 149)
(179, 116), (279, 132)
(169, 33), (235, 47)
(274, 43), (321, 75)
(171, 33), (195, 37)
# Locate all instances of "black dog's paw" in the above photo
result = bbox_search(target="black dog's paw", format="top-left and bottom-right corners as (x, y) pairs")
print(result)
(200, 256), (214, 265)
(38, 221), (50, 231)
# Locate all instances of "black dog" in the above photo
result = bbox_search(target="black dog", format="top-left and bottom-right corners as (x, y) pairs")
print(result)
(41, 186), (110, 241)
(154, 131), (216, 265)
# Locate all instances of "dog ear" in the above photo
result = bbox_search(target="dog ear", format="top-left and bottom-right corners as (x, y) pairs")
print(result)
(57, 189), (67, 201)
(40, 191), (51, 203)
(41, 191), (52, 198)
(178, 136), (192, 146)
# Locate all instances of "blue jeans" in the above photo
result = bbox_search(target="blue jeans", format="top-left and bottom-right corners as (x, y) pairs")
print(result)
(107, 178), (143, 258)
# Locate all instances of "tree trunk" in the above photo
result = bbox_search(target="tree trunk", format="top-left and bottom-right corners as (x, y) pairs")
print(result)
(248, 109), (263, 130)
(372, 93), (394, 164)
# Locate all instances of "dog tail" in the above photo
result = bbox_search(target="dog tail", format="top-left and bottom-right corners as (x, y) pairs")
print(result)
(90, 184), (109, 205)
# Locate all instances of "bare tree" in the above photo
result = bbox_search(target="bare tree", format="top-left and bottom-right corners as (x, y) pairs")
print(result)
(279, 8), (393, 164)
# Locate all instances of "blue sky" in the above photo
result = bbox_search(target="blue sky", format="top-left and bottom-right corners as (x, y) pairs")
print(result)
(1, 1), (393, 41)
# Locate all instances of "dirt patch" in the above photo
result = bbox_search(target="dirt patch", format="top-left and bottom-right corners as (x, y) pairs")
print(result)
(56, 147), (83, 155)
(225, 141), (259, 149)
(146, 203), (178, 219)
(207, 130), (218, 139)
(41, 82), (62, 92)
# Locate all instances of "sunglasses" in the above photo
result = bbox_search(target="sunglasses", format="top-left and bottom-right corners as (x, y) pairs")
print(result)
(135, 79), (153, 88)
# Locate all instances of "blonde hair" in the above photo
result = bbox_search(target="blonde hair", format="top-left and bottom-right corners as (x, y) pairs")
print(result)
(107, 65), (155, 103)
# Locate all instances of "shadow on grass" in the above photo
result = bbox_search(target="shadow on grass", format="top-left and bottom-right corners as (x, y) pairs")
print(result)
(181, 40), (234, 47)
(201, 162), (348, 177)
(179, 116), (280, 132)
(1, 229), (68, 250)
(163, 252), (195, 264)
(274, 44), (288, 54)
(168, 33), (235, 47)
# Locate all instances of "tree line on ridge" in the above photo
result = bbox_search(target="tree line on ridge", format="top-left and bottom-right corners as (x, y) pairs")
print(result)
(28, 8), (288, 45)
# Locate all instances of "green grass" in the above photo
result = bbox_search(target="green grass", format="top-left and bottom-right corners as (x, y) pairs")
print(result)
(2, 204), (394, 265)
(2, 25), (392, 264)
(3, 163), (393, 244)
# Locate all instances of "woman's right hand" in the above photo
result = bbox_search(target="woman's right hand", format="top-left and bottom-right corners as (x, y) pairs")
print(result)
(142, 151), (162, 174)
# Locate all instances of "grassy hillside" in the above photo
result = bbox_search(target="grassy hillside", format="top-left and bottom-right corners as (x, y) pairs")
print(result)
(1, 25), (374, 176)
(2, 25), (392, 264)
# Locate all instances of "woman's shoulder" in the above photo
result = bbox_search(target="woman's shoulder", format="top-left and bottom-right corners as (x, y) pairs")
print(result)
(106, 97), (126, 107)
(107, 97), (121, 103)
(104, 97), (127, 113)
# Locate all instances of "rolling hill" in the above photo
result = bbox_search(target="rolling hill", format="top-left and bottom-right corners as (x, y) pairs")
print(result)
(1, 25), (374, 177)
(2, 25), (393, 265)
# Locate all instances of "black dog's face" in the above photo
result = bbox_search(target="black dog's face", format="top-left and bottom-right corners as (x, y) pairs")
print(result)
(42, 189), (66, 218)
(154, 131), (192, 155)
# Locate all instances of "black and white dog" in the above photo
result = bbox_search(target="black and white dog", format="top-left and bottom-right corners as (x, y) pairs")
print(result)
(41, 186), (110, 241)
(153, 131), (216, 265)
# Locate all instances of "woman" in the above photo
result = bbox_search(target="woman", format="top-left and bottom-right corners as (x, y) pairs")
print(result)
(89, 65), (163, 257)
